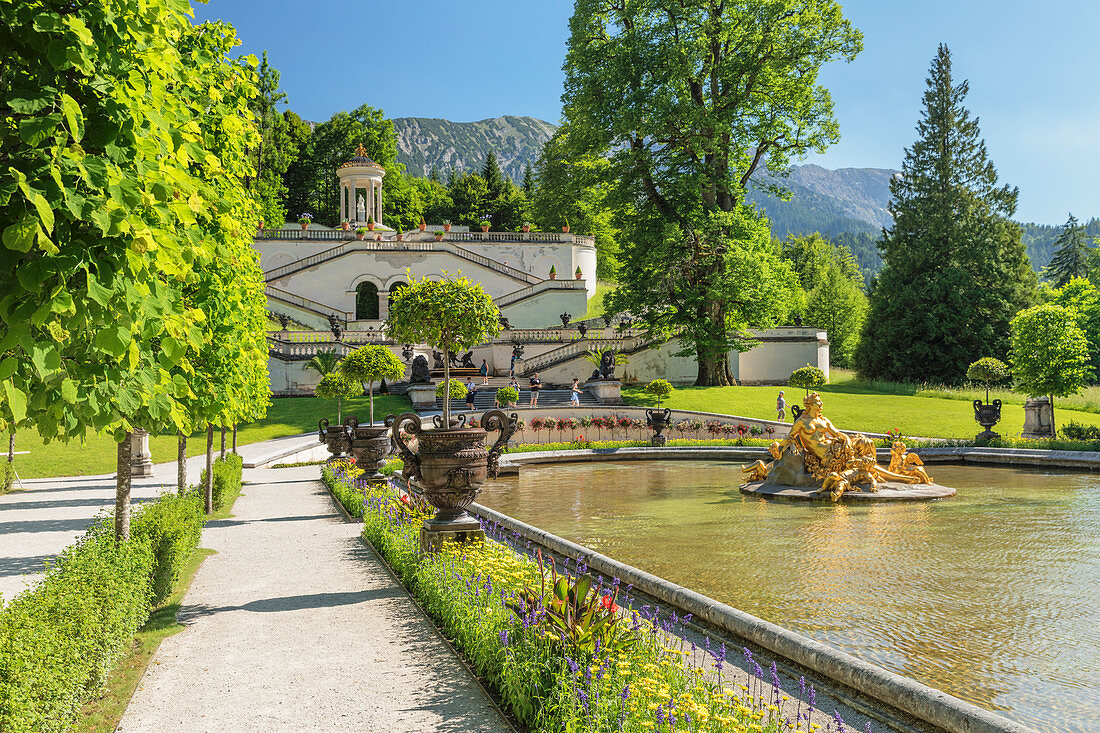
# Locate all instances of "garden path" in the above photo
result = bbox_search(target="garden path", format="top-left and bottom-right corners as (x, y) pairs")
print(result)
(116, 465), (510, 732)
(0, 433), (322, 602)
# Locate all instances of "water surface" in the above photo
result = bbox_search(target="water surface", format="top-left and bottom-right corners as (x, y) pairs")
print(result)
(480, 461), (1100, 733)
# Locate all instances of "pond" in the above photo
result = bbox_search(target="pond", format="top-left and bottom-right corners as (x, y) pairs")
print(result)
(479, 461), (1100, 733)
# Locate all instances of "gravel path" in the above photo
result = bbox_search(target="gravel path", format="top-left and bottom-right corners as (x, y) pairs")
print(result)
(117, 466), (510, 733)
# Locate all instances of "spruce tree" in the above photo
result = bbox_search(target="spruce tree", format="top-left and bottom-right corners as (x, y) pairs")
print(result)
(1046, 213), (1092, 286)
(855, 45), (1035, 383)
(482, 150), (505, 199)
(522, 163), (535, 197)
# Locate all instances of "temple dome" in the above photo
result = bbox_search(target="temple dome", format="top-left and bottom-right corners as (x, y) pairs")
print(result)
(338, 143), (385, 172)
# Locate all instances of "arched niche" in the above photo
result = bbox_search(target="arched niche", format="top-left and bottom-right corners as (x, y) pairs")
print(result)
(355, 281), (379, 320)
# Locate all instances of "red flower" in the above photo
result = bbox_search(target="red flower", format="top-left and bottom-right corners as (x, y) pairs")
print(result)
(600, 594), (620, 613)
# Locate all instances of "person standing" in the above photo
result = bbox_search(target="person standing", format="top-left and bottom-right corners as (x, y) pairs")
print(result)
(570, 378), (582, 406)
(776, 390), (786, 421)
(479, 359), (489, 385)
(465, 378), (477, 411)
(529, 372), (541, 407)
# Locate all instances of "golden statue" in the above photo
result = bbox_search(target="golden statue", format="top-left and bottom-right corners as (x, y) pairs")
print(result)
(741, 392), (932, 501)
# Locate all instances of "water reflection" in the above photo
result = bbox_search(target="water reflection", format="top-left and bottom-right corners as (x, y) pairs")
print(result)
(480, 461), (1100, 733)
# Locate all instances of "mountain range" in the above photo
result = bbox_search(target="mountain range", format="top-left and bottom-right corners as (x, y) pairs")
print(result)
(393, 116), (556, 181)
(393, 115), (1084, 273)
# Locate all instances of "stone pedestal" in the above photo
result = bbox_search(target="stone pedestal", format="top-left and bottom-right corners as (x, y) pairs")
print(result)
(420, 520), (485, 553)
(586, 379), (622, 404)
(130, 429), (154, 477)
(650, 434), (667, 447)
(1022, 396), (1054, 439)
(407, 383), (437, 408)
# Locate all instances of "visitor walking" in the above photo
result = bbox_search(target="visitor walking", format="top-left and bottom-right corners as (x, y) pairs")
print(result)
(529, 372), (541, 407)
(570, 378), (581, 406)
(776, 390), (786, 421)
(479, 359), (489, 385)
(509, 353), (516, 377)
(465, 378), (477, 411)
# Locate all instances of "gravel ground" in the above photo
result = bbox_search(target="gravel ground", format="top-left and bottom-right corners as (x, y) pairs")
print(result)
(117, 466), (510, 733)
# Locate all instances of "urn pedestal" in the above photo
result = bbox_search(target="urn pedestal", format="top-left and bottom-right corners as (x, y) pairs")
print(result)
(406, 383), (437, 408)
(1022, 396), (1054, 439)
(345, 416), (393, 478)
(973, 399), (1002, 442)
(586, 379), (622, 404)
(392, 411), (518, 552)
(130, 429), (154, 478)
(646, 407), (672, 447)
(318, 419), (348, 461)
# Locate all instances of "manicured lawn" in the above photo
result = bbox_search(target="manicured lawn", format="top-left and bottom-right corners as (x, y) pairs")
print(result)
(582, 280), (618, 320)
(622, 379), (1100, 440)
(9, 394), (410, 479)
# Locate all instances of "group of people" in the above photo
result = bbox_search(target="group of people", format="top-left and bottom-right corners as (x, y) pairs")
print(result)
(459, 370), (583, 410)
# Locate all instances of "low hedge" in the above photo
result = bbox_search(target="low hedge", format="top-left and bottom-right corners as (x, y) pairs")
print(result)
(200, 454), (243, 511)
(0, 489), (208, 731)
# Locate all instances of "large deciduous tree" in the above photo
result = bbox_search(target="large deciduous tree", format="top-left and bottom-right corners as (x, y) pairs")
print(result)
(563, 0), (862, 385)
(855, 45), (1036, 383)
(1010, 304), (1091, 437)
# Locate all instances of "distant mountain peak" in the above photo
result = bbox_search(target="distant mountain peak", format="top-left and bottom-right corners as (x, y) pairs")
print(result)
(393, 115), (558, 181)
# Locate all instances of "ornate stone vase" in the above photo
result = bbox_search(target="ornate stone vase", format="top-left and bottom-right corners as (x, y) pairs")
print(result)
(344, 415), (393, 477)
(391, 410), (518, 529)
(646, 407), (672, 446)
(318, 419), (348, 461)
(973, 399), (1002, 442)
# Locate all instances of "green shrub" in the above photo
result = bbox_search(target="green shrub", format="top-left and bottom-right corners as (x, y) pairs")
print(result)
(130, 491), (205, 606)
(0, 524), (153, 732)
(200, 454), (243, 511)
(495, 386), (519, 406)
(643, 378), (674, 407)
(1060, 421), (1100, 441)
(435, 379), (467, 400)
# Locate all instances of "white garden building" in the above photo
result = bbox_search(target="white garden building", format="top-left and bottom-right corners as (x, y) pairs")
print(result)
(257, 149), (829, 396)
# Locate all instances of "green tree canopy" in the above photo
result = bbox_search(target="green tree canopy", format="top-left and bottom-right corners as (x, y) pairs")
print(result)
(315, 371), (362, 425)
(386, 273), (500, 425)
(644, 379), (674, 408)
(789, 364), (827, 395)
(855, 45), (1036, 383)
(1010, 303), (1091, 435)
(340, 345), (406, 424)
(966, 357), (1010, 402)
(562, 0), (862, 385)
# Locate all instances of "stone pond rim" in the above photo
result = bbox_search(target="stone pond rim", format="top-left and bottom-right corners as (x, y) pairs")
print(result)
(740, 480), (957, 501)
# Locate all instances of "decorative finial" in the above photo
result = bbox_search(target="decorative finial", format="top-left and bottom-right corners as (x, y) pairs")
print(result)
(354, 143), (368, 157)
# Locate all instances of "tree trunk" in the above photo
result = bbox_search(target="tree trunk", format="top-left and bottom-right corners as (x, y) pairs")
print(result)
(7, 433), (13, 463)
(177, 434), (187, 495)
(220, 425), (227, 460)
(336, 397), (342, 425)
(204, 424), (214, 514)
(232, 424), (238, 454)
(443, 353), (452, 426)
(369, 381), (375, 425)
(1049, 394), (1056, 439)
(115, 435), (132, 540)
(695, 352), (731, 387)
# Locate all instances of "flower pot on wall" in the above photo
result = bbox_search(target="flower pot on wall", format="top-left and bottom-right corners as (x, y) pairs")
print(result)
(341, 222), (350, 231)
(481, 224), (490, 232)
(522, 224), (531, 232)
(300, 222), (309, 230)
(562, 224), (570, 233)
(418, 218), (426, 231)
(444, 223), (452, 232)
(356, 232), (365, 241)
(434, 232), (444, 241)
(396, 232), (404, 241)
(575, 269), (582, 280)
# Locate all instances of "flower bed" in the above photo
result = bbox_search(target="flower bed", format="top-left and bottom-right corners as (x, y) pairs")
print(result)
(328, 468), (846, 733)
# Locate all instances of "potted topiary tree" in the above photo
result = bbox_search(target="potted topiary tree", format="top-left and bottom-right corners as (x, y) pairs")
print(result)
(315, 371), (361, 460)
(435, 378), (467, 404)
(340, 344), (408, 476)
(366, 215), (375, 231)
(549, 265), (557, 280)
(788, 363), (827, 398)
(386, 274), (516, 546)
(480, 220), (491, 233)
(562, 218), (570, 234)
(575, 266), (583, 280)
(644, 378), (674, 446)
(433, 230), (444, 241)
(418, 216), (427, 232)
(495, 386), (519, 408)
(443, 219), (452, 232)
(967, 357), (1010, 442)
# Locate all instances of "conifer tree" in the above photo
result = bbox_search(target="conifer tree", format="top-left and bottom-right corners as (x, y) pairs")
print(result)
(522, 164), (535, 197)
(1046, 213), (1092, 287)
(855, 45), (1035, 383)
(481, 151), (505, 200)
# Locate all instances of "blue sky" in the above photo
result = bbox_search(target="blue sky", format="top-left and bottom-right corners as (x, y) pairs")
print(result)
(194, 0), (1100, 224)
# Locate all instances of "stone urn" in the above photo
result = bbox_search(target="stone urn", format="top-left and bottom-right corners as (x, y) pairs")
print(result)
(972, 398), (1002, 442)
(646, 407), (672, 447)
(344, 415), (393, 478)
(318, 418), (348, 461)
(391, 410), (518, 540)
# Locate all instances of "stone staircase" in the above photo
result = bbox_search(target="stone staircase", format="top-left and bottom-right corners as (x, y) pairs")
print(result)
(434, 380), (602, 412)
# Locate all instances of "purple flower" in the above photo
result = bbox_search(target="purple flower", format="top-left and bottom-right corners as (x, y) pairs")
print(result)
(499, 629), (508, 647)
(834, 710), (846, 732)
(620, 684), (631, 700)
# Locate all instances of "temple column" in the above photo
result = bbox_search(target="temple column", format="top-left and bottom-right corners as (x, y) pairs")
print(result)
(366, 179), (374, 224)
(341, 184), (348, 222)
(378, 290), (389, 321)
(375, 181), (382, 225)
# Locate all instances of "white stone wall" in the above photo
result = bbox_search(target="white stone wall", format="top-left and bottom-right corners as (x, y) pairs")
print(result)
(738, 329), (829, 385)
